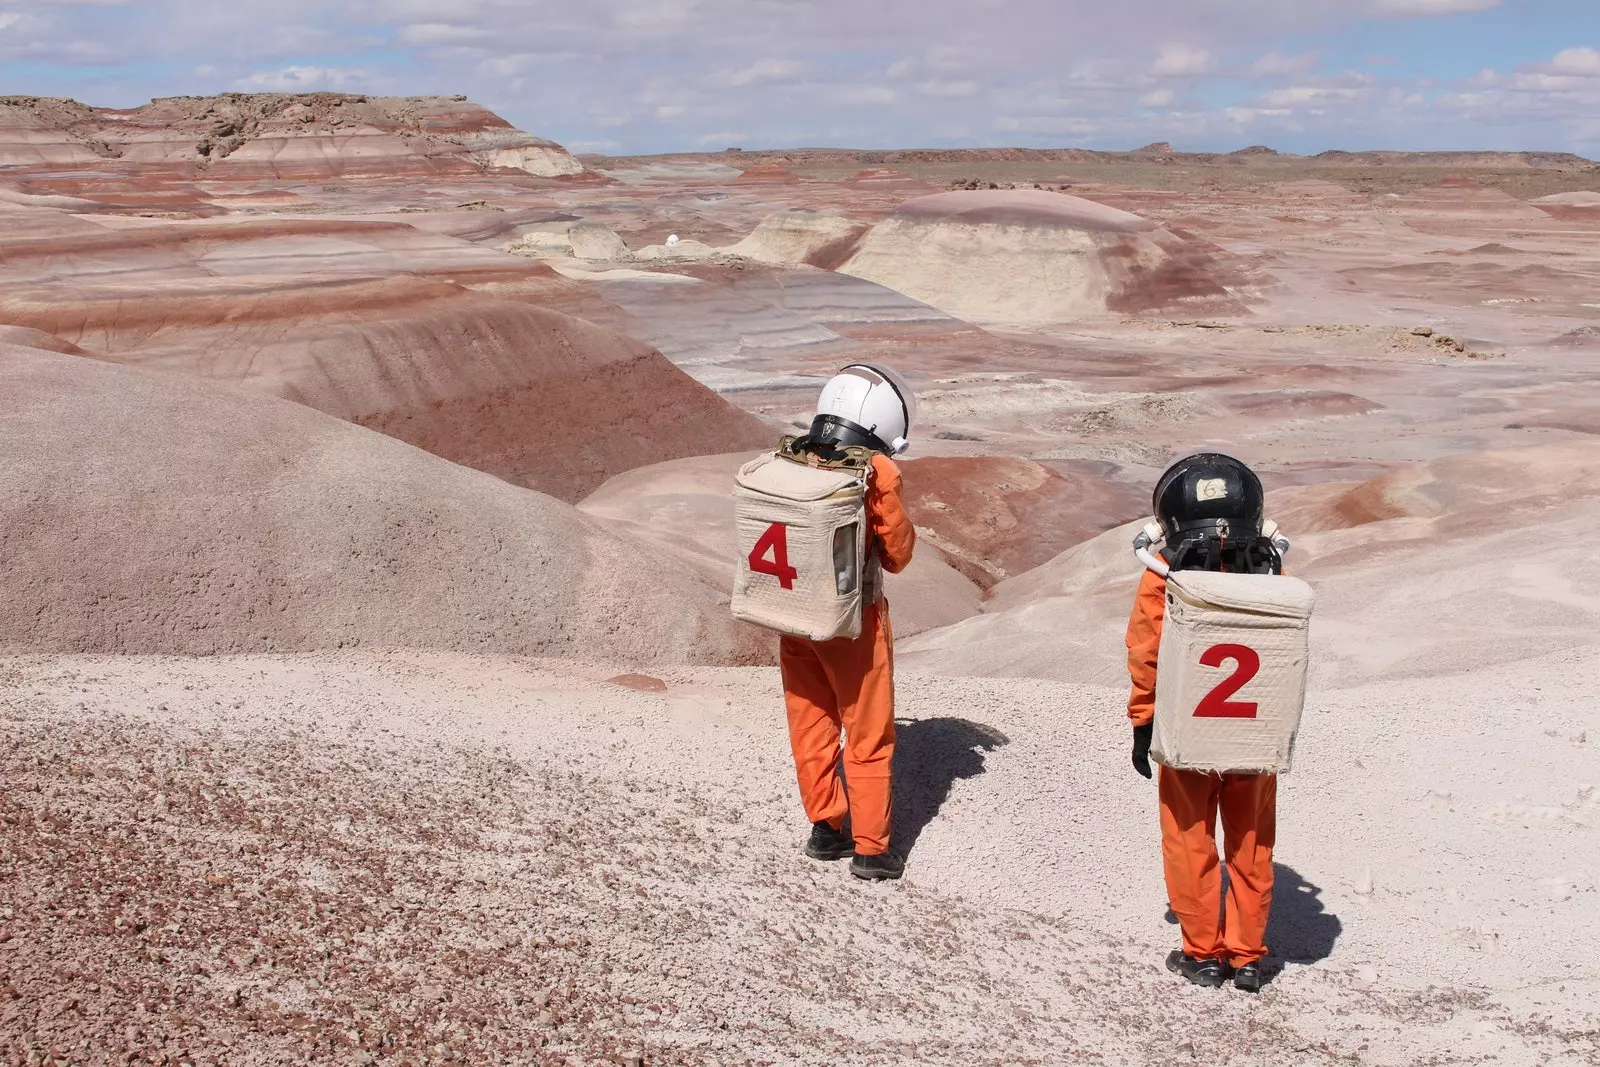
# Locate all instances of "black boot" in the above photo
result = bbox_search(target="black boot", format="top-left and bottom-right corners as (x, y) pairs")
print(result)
(849, 850), (905, 881)
(1232, 962), (1264, 993)
(804, 821), (855, 861)
(1165, 950), (1226, 988)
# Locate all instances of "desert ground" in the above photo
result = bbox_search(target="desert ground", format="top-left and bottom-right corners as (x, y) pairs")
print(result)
(2, 93), (1599, 1065)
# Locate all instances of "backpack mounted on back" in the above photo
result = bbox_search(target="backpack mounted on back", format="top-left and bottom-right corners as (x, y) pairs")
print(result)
(1149, 569), (1315, 775)
(1135, 450), (1314, 775)
(731, 436), (878, 641)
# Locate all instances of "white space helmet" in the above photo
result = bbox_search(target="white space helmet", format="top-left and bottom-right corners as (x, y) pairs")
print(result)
(808, 363), (917, 455)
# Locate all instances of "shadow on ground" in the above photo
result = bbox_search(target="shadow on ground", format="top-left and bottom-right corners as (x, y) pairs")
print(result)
(891, 717), (1009, 857)
(1268, 864), (1343, 963)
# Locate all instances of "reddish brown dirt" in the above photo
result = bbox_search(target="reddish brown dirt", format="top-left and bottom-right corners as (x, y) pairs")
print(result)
(901, 456), (1145, 585)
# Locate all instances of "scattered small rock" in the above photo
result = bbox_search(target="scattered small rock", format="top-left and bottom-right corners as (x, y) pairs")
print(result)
(608, 674), (667, 693)
(1410, 326), (1434, 337)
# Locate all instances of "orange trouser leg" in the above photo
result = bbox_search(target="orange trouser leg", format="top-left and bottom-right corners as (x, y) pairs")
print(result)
(779, 601), (897, 854)
(1159, 767), (1224, 961)
(1159, 767), (1277, 966)
(1218, 773), (1276, 966)
(780, 633), (848, 832)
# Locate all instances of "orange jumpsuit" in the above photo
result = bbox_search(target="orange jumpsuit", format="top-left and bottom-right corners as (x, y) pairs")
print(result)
(780, 453), (915, 857)
(1126, 567), (1277, 967)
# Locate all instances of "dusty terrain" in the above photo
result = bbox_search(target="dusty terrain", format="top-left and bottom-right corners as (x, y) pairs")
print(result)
(3, 93), (1600, 1065)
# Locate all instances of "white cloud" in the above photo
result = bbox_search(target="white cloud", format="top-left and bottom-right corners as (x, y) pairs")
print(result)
(654, 104), (685, 119)
(1251, 51), (1320, 78)
(1140, 88), (1176, 108)
(0, 12), (24, 31)
(913, 78), (978, 98)
(398, 23), (490, 46)
(1259, 85), (1361, 108)
(717, 58), (806, 87)
(696, 130), (744, 145)
(236, 65), (371, 92)
(1547, 47), (1600, 76)
(1152, 44), (1215, 77)
(824, 84), (897, 106)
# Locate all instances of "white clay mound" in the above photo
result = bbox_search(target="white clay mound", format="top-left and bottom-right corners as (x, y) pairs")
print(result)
(839, 189), (1247, 324)
(726, 209), (870, 269)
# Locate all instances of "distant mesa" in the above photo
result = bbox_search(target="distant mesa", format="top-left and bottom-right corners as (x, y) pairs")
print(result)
(0, 93), (586, 179)
(837, 189), (1261, 325)
(1312, 149), (1597, 169)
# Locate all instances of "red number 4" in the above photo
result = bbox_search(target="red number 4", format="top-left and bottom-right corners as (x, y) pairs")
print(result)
(1194, 644), (1260, 719)
(748, 522), (799, 590)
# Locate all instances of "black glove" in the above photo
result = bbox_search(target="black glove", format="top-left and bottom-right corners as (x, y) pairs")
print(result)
(1132, 723), (1154, 779)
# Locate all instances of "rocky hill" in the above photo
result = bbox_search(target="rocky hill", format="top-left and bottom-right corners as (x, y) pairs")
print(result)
(0, 92), (585, 178)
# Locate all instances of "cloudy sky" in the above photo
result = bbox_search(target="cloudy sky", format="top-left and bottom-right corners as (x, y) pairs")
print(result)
(2, 0), (1598, 156)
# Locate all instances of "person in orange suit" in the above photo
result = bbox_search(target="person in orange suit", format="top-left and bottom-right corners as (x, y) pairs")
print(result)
(781, 364), (917, 881)
(1125, 452), (1286, 993)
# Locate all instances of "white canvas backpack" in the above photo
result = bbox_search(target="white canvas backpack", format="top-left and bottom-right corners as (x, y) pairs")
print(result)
(731, 438), (875, 641)
(1151, 570), (1315, 775)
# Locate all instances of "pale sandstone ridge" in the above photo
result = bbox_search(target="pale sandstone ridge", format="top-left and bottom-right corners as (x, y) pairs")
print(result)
(0, 93), (585, 178)
(838, 189), (1257, 324)
(726, 209), (871, 269)
(0, 343), (766, 664)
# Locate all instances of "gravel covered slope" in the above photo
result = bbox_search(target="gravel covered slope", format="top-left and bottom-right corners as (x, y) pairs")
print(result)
(2, 654), (1595, 1066)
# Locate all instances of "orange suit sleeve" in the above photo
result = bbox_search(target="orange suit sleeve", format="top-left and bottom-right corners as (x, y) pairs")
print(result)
(1125, 568), (1168, 726)
(867, 454), (915, 574)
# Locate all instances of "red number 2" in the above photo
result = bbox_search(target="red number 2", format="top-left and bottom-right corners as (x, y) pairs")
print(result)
(1193, 644), (1261, 719)
(748, 522), (799, 590)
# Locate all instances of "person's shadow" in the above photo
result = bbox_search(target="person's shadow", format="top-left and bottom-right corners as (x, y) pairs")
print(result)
(1162, 864), (1342, 980)
(1266, 864), (1343, 964)
(890, 717), (1010, 857)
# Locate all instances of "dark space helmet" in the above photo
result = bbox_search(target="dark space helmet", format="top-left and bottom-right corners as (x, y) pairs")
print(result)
(1152, 452), (1281, 574)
